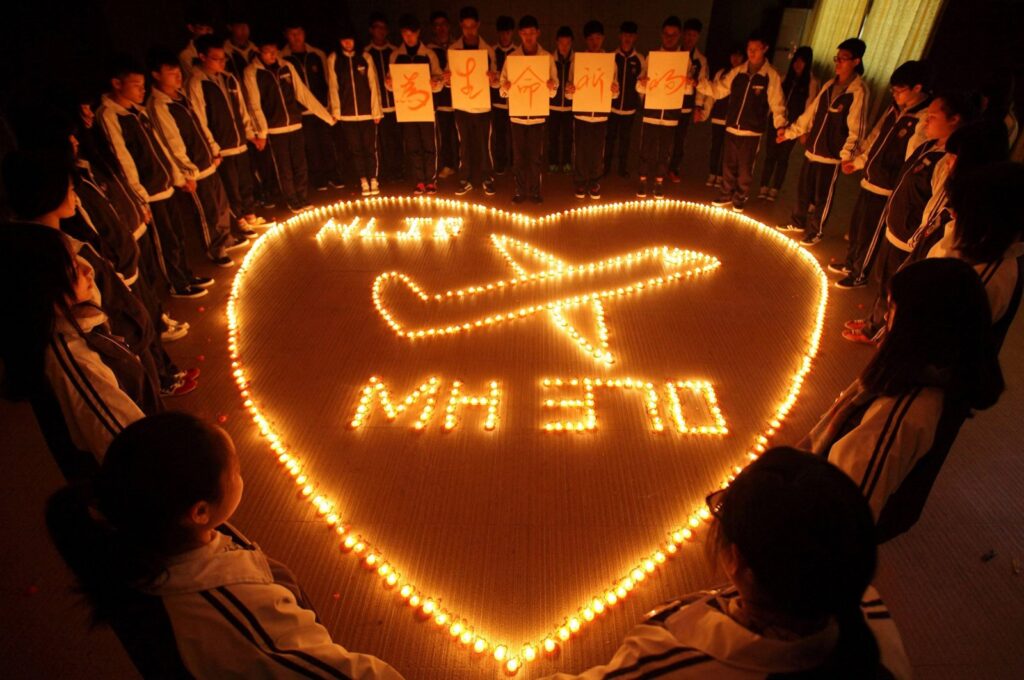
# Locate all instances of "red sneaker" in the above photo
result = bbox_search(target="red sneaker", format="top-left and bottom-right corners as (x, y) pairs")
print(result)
(668, 171), (682, 183)
(842, 328), (877, 345)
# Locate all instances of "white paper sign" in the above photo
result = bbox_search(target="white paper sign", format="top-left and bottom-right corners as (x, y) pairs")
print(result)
(391, 63), (435, 122)
(506, 55), (550, 117)
(572, 52), (616, 113)
(449, 49), (491, 112)
(644, 51), (690, 110)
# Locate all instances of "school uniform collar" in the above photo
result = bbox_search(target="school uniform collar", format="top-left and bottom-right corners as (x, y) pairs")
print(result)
(496, 43), (517, 53)
(148, 87), (186, 106)
(224, 40), (256, 56)
(366, 42), (395, 52)
(743, 60), (774, 77)
(144, 530), (274, 596)
(452, 36), (490, 50)
(100, 93), (143, 117)
(616, 48), (635, 57)
(663, 591), (839, 673)
(515, 44), (550, 57)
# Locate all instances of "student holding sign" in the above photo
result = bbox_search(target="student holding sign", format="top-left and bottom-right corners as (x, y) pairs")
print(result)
(388, 14), (444, 196)
(566, 21), (617, 199)
(499, 15), (558, 204)
(697, 33), (787, 213)
(447, 6), (497, 196)
(327, 25), (383, 197)
(635, 16), (689, 199)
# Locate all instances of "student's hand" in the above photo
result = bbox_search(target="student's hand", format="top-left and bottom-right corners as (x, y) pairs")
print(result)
(799, 133), (809, 146)
(253, 137), (267, 151)
(374, 117), (382, 125)
(565, 83), (575, 95)
(610, 82), (620, 95)
(841, 161), (857, 175)
(443, 70), (452, 84)
(638, 76), (649, 86)
(385, 76), (393, 89)
(213, 156), (223, 167)
(775, 128), (787, 144)
(547, 79), (557, 92)
(182, 179), (198, 193)
(487, 70), (498, 84)
(143, 205), (153, 223)
(693, 109), (706, 123)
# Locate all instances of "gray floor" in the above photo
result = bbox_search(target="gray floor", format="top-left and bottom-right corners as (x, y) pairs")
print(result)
(1, 124), (1021, 679)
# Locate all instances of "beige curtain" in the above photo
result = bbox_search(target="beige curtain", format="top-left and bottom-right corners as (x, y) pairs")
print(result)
(803, 0), (869, 82)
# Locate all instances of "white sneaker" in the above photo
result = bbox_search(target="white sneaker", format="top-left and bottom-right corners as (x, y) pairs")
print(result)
(161, 324), (189, 342)
(369, 178), (380, 195)
(360, 178), (371, 197)
(244, 215), (267, 227)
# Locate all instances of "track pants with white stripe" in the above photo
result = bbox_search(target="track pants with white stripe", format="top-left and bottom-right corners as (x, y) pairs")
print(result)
(189, 174), (232, 259)
(148, 195), (193, 291)
(843, 188), (889, 282)
(341, 120), (379, 181)
(268, 130), (309, 206)
(792, 159), (841, 238)
(455, 110), (493, 185)
(402, 122), (438, 185)
(604, 111), (636, 176)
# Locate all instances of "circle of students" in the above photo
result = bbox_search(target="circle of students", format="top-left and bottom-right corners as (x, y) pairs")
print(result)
(0, 4), (1021, 679)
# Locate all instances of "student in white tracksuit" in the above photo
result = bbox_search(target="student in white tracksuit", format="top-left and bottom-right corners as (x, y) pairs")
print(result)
(46, 412), (404, 679)
(541, 448), (911, 679)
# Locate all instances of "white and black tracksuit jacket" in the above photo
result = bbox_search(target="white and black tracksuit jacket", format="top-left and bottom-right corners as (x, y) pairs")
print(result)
(147, 89), (220, 182)
(852, 98), (932, 196)
(244, 59), (334, 139)
(364, 43), (397, 113)
(883, 139), (949, 252)
(697, 61), (787, 136)
(498, 45), (559, 126)
(97, 94), (185, 203)
(327, 50), (383, 121)
(187, 68), (256, 157)
(612, 49), (645, 116)
(782, 74), (869, 164)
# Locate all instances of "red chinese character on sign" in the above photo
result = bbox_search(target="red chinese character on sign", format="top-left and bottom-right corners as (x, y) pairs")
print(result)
(512, 65), (545, 108)
(456, 56), (484, 99)
(400, 71), (431, 110)
(649, 68), (686, 95)
(576, 66), (607, 99)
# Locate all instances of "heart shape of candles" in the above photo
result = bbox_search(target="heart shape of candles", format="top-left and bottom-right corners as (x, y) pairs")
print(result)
(225, 197), (828, 675)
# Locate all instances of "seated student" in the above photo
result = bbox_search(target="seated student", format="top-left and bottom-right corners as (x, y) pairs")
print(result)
(802, 258), (1003, 538)
(0, 222), (153, 472)
(540, 448), (911, 679)
(46, 412), (405, 679)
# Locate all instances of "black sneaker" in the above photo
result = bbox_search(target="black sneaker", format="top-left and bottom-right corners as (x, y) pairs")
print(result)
(328, 179), (346, 189)
(225, 236), (250, 252)
(588, 183), (601, 200)
(800, 232), (823, 247)
(777, 224), (803, 232)
(530, 194), (543, 204)
(315, 184), (329, 192)
(288, 202), (304, 214)
(652, 181), (664, 199)
(191, 276), (215, 288)
(711, 194), (732, 208)
(636, 179), (648, 198)
(827, 262), (852, 275)
(835, 275), (868, 289)
(260, 200), (277, 209)
(171, 285), (209, 299)
(209, 255), (235, 268)
(574, 185), (587, 199)
(512, 194), (525, 204)
(455, 181), (473, 196)
(731, 197), (746, 213)
(482, 180), (496, 196)
(237, 227), (259, 240)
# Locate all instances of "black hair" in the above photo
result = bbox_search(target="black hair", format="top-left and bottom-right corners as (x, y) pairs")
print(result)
(459, 6), (479, 23)
(949, 162), (1024, 264)
(0, 223), (78, 400)
(194, 33), (224, 57)
(784, 46), (813, 96)
(837, 37), (866, 74)
(862, 258), (1003, 409)
(368, 11), (388, 27)
(889, 60), (932, 91)
(2, 148), (75, 220)
(145, 47), (181, 75)
(282, 17), (305, 31)
(250, 28), (280, 49)
(336, 23), (357, 43)
(496, 16), (515, 32)
(184, 4), (213, 29)
(979, 68), (1015, 121)
(746, 30), (769, 49)
(946, 119), (1010, 173)
(398, 13), (421, 32)
(519, 15), (539, 31)
(933, 90), (982, 127)
(619, 21), (638, 35)
(105, 54), (145, 83)
(683, 18), (703, 33)
(430, 10), (449, 23)
(710, 447), (879, 678)
(662, 15), (682, 31)
(583, 20), (604, 38)
(46, 413), (235, 622)
(556, 26), (574, 40)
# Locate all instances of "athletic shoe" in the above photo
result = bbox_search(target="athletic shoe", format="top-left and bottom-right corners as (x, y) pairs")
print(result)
(636, 179), (648, 198)
(842, 328), (877, 345)
(287, 202), (304, 214)
(414, 183), (426, 195)
(160, 378), (198, 398)
(174, 367), (201, 382)
(360, 178), (371, 197)
(844, 319), (869, 331)
(260, 200), (276, 209)
(705, 174), (717, 186)
(835, 275), (868, 290)
(494, 167), (506, 176)
(711, 194), (733, 208)
(827, 262), (851, 275)
(438, 166), (456, 178)
(531, 194), (543, 204)
(767, 188), (779, 202)
(170, 285), (209, 299)
(425, 183), (438, 195)
(482, 180), (496, 196)
(160, 324), (189, 342)
(574, 185), (587, 199)
(161, 313), (188, 331)
(589, 183), (601, 200)
(731, 197), (746, 213)
(652, 181), (665, 199)
(236, 226), (259, 239)
(209, 255), (234, 268)
(777, 223), (802, 232)
(190, 276), (215, 288)
(800, 232), (823, 247)
(455, 181), (473, 196)
(548, 164), (559, 173)
(512, 194), (525, 204)
(714, 176), (724, 188)
(562, 164), (572, 174)
(225, 236), (250, 252)
(244, 215), (266, 227)
(328, 179), (346, 189)
(369, 178), (381, 195)
(758, 186), (770, 199)
(315, 184), (328, 192)
(667, 171), (680, 184)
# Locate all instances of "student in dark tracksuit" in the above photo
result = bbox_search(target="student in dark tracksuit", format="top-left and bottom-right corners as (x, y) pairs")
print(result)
(429, 11), (459, 179)
(97, 59), (209, 299)
(705, 47), (745, 188)
(635, 16), (687, 200)
(448, 6), (498, 197)
(699, 35), (786, 213)
(328, 27), (383, 197)
(759, 46), (817, 201)
(188, 35), (265, 235)
(491, 16), (518, 175)
(833, 61), (932, 289)
(147, 49), (241, 269)
(778, 38), (869, 246)
(388, 14), (445, 195)
(223, 19), (273, 207)
(605, 21), (644, 179)
(499, 15), (558, 203)
(566, 21), (618, 199)
(282, 23), (342, 192)
(366, 12), (402, 182)
(549, 27), (574, 173)
(245, 35), (335, 213)
(667, 17), (709, 183)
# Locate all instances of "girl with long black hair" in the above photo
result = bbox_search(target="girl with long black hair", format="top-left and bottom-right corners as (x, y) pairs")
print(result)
(758, 45), (817, 201)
